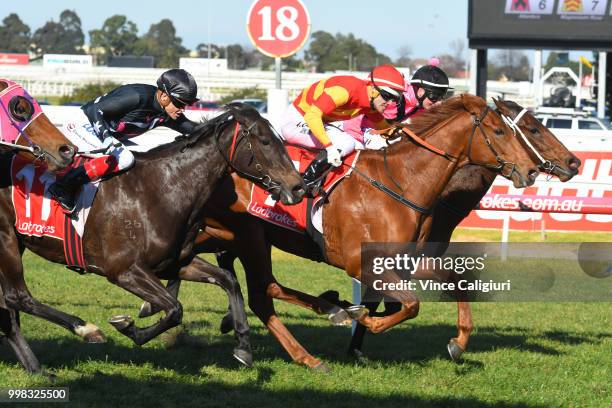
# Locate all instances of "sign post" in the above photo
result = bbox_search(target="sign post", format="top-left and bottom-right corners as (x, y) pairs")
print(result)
(246, 0), (310, 129)
(246, 0), (311, 89)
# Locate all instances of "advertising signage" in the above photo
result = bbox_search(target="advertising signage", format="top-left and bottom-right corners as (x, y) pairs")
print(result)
(469, 0), (612, 49)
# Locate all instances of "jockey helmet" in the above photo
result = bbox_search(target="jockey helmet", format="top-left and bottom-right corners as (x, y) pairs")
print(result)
(369, 64), (405, 102)
(409, 65), (452, 102)
(157, 69), (199, 108)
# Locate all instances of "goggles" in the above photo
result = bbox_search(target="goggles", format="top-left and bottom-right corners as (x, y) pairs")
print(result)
(424, 88), (447, 103)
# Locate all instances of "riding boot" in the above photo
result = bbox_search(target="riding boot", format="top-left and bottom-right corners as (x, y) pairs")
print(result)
(302, 150), (332, 197)
(48, 165), (91, 214)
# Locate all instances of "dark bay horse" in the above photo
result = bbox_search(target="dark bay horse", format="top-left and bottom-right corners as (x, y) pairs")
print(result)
(0, 104), (305, 373)
(143, 94), (543, 370)
(0, 79), (75, 171)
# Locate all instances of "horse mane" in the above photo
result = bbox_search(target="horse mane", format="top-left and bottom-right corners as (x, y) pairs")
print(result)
(406, 95), (468, 136)
(133, 103), (259, 159)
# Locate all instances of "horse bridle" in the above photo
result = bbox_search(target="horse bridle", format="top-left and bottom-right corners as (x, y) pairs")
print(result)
(466, 105), (521, 179)
(216, 118), (282, 195)
(0, 89), (63, 166)
(498, 107), (557, 174)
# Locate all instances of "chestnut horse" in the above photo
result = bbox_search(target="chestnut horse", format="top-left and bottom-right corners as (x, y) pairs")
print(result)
(1, 79), (76, 373)
(143, 94), (542, 371)
(343, 98), (580, 360)
(0, 104), (305, 373)
(0, 79), (75, 171)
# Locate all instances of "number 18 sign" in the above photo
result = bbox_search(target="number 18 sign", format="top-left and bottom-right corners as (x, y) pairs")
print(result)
(246, 0), (311, 58)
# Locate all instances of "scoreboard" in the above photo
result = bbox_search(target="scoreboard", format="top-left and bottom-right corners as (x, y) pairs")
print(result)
(469, 0), (612, 49)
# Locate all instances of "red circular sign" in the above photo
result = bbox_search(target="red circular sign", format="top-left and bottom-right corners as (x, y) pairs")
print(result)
(246, 0), (311, 58)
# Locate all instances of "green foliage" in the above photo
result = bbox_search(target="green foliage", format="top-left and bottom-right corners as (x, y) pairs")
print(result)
(488, 50), (531, 81)
(132, 19), (188, 68)
(89, 15), (139, 65)
(0, 13), (30, 53)
(30, 9), (84, 57)
(58, 81), (121, 105)
(544, 51), (592, 77)
(218, 87), (267, 104)
(305, 31), (391, 73)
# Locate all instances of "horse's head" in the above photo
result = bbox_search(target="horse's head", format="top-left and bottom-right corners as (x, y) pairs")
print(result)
(221, 103), (305, 204)
(0, 79), (76, 171)
(493, 98), (580, 181)
(460, 94), (540, 188)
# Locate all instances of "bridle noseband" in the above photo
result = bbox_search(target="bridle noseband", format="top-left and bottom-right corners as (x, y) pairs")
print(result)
(216, 118), (281, 195)
(498, 107), (557, 175)
(466, 105), (520, 179)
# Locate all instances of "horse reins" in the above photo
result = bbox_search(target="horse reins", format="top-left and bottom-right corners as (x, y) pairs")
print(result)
(349, 105), (525, 214)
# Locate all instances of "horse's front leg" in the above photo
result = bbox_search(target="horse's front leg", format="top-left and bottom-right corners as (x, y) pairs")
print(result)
(0, 238), (105, 344)
(351, 267), (420, 334)
(177, 257), (252, 367)
(107, 263), (183, 347)
(411, 266), (472, 361)
(0, 307), (42, 374)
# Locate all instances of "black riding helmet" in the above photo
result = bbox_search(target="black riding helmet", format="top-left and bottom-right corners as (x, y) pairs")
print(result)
(156, 69), (199, 108)
(409, 65), (452, 104)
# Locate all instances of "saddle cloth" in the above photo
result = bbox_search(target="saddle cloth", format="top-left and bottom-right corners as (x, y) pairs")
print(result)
(11, 155), (98, 269)
(246, 145), (360, 233)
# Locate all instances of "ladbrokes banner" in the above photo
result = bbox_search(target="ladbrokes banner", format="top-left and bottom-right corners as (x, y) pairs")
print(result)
(460, 151), (612, 232)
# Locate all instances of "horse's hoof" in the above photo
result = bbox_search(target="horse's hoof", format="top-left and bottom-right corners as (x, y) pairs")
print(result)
(447, 339), (465, 362)
(312, 361), (331, 373)
(328, 309), (351, 326)
(219, 313), (234, 335)
(349, 348), (370, 365)
(233, 348), (253, 368)
(84, 329), (107, 344)
(41, 369), (57, 381)
(75, 323), (106, 343)
(138, 302), (154, 318)
(109, 315), (134, 332)
(346, 305), (369, 320)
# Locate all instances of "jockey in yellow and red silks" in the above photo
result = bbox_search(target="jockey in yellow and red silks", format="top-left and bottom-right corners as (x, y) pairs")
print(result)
(280, 64), (406, 192)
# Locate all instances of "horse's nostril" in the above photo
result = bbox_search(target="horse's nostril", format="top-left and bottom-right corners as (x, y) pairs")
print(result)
(567, 157), (581, 171)
(292, 185), (306, 198)
(59, 145), (76, 159)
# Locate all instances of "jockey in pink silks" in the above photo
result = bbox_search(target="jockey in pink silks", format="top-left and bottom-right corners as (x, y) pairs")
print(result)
(343, 61), (452, 150)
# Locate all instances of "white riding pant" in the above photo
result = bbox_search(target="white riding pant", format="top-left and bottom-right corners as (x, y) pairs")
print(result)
(60, 110), (135, 171)
(280, 104), (364, 157)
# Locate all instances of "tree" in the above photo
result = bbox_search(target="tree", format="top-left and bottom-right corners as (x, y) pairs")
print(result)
(89, 15), (139, 64)
(195, 43), (223, 59)
(0, 13), (30, 53)
(226, 44), (247, 69)
(59, 10), (84, 52)
(489, 50), (531, 81)
(132, 19), (188, 68)
(395, 46), (412, 68)
(30, 10), (84, 56)
(305, 30), (390, 73)
(59, 81), (121, 105)
(543, 51), (590, 77)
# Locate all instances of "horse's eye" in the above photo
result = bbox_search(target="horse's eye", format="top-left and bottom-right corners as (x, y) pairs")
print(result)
(494, 128), (504, 136)
(261, 138), (270, 146)
(530, 128), (539, 134)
